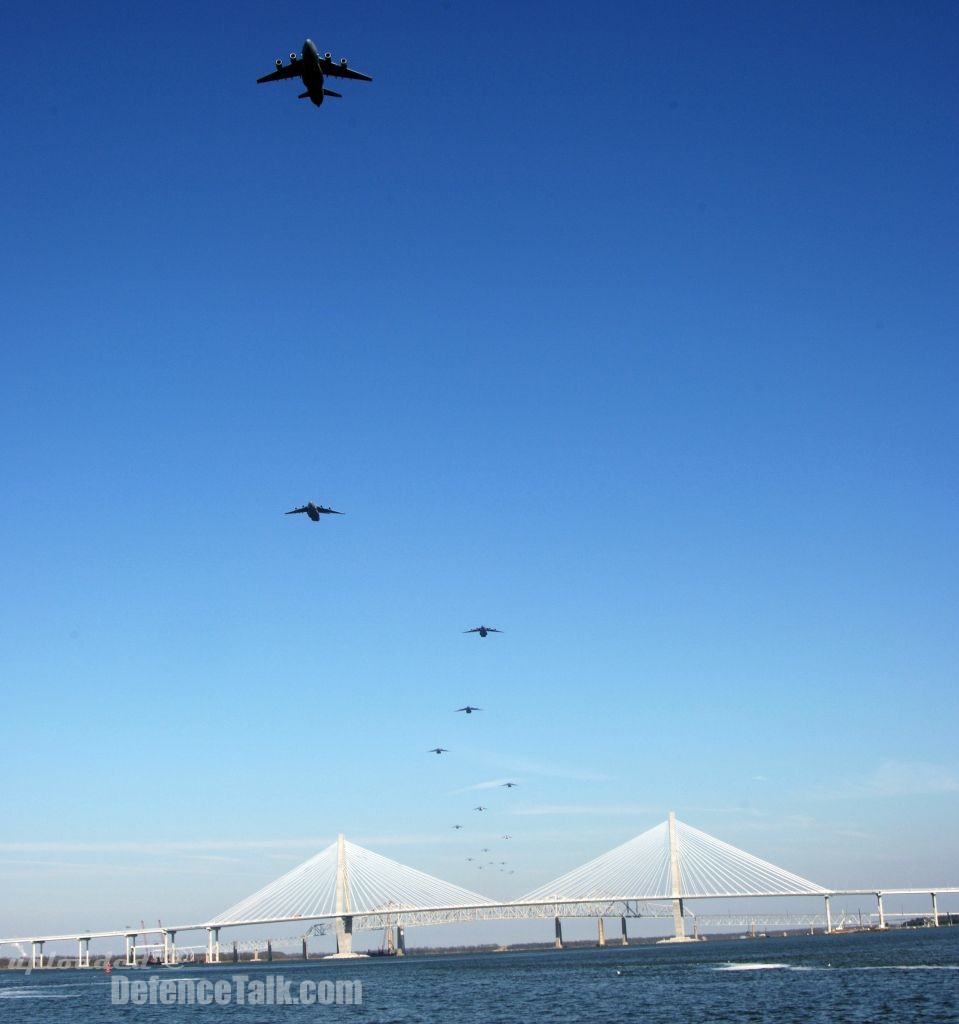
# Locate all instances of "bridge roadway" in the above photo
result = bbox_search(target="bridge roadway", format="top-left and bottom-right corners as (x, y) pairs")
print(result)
(4, 888), (958, 967)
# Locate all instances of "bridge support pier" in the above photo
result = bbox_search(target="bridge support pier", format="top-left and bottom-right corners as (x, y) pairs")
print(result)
(125, 935), (137, 967)
(77, 938), (91, 968)
(620, 916), (629, 946)
(597, 918), (606, 947)
(931, 893), (939, 927)
(554, 917), (564, 949)
(876, 893), (886, 929)
(31, 941), (44, 970)
(267, 940), (273, 962)
(824, 895), (832, 934)
(335, 916), (354, 956)
(396, 926), (406, 957)
(164, 931), (177, 966)
(206, 927), (220, 964)
(232, 941), (238, 964)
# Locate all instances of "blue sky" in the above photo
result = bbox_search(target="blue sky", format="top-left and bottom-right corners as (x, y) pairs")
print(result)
(1, 0), (957, 942)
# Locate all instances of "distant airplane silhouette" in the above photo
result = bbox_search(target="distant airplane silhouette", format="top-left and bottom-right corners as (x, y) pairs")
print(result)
(474, 805), (487, 811)
(456, 706), (482, 714)
(451, 824), (463, 830)
(428, 747), (449, 755)
(257, 38), (372, 108)
(501, 782), (518, 788)
(285, 502), (343, 522)
(464, 626), (501, 637)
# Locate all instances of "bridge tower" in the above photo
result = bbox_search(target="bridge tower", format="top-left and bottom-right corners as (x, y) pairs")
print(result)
(669, 811), (687, 940)
(333, 833), (355, 956)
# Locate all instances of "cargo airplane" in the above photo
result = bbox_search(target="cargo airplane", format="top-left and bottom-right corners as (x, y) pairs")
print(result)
(257, 38), (372, 107)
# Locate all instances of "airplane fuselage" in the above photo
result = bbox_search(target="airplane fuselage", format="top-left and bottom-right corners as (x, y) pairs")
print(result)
(298, 39), (326, 106)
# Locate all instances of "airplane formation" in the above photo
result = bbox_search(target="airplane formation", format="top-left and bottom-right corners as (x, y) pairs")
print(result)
(271, 33), (517, 877)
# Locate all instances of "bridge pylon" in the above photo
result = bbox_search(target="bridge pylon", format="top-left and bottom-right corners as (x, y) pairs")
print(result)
(519, 811), (830, 941)
(330, 832), (361, 957)
(668, 811), (688, 941)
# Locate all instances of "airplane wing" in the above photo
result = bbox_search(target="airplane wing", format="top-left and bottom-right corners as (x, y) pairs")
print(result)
(320, 58), (373, 82)
(257, 61), (301, 84)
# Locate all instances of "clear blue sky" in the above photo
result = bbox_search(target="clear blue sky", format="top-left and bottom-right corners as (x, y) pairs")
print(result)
(1, 0), (957, 941)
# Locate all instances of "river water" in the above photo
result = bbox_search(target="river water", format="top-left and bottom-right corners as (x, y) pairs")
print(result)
(2, 927), (957, 1022)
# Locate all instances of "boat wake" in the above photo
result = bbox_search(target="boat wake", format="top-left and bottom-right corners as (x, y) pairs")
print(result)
(714, 962), (790, 971)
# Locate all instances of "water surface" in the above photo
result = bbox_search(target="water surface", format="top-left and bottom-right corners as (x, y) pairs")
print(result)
(2, 928), (957, 1022)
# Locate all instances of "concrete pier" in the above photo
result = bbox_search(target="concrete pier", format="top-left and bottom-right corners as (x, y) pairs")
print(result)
(597, 918), (606, 947)
(334, 917), (354, 956)
(620, 916), (629, 946)
(554, 917), (564, 949)
(206, 927), (221, 964)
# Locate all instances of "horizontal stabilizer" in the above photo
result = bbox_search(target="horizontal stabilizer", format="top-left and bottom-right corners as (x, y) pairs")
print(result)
(298, 91), (310, 99)
(323, 88), (342, 98)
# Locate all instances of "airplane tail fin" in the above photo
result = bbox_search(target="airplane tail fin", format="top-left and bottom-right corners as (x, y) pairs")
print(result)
(322, 88), (342, 98)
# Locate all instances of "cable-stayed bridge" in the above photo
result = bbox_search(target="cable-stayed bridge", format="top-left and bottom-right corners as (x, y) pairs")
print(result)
(3, 814), (956, 967)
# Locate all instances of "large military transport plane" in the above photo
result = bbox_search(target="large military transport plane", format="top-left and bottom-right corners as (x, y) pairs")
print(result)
(257, 38), (372, 107)
(285, 502), (344, 522)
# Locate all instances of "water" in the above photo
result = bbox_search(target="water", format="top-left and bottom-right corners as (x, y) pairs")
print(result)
(3, 929), (958, 1023)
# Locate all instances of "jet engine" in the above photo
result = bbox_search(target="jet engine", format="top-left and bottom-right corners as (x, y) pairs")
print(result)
(325, 52), (332, 60)
(340, 57), (348, 66)
(275, 59), (283, 68)
(289, 52), (297, 61)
